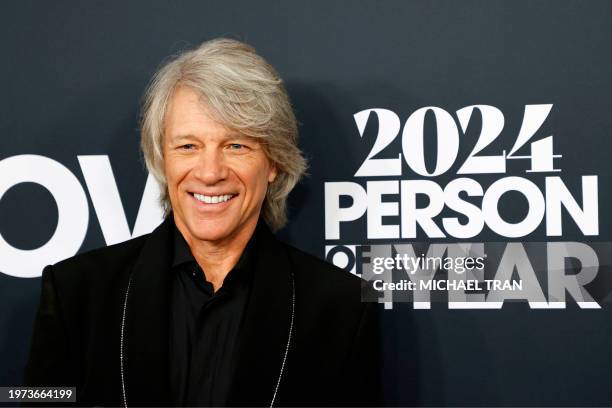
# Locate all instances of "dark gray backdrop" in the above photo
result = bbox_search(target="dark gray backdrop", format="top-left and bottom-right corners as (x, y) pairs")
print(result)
(1, 1), (611, 405)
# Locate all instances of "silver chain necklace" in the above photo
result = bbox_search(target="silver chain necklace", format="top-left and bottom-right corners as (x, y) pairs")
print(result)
(120, 271), (295, 408)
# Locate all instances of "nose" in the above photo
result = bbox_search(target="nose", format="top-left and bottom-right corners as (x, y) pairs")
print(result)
(193, 148), (228, 185)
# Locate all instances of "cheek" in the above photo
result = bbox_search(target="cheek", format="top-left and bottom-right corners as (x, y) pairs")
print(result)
(164, 157), (191, 184)
(255, 168), (273, 196)
(163, 164), (178, 188)
(235, 165), (270, 198)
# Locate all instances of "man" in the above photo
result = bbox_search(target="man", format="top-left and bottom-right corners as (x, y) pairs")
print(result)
(24, 38), (381, 407)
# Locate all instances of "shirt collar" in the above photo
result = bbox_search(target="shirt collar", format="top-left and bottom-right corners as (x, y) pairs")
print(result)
(172, 225), (195, 269)
(170, 218), (259, 275)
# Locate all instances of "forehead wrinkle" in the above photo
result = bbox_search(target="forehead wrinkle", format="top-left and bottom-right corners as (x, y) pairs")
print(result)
(167, 130), (251, 144)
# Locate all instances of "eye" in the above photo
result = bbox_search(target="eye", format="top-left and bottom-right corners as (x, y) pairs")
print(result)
(228, 143), (245, 150)
(180, 144), (196, 150)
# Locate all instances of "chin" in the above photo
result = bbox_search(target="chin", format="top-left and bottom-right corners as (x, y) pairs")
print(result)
(187, 218), (239, 243)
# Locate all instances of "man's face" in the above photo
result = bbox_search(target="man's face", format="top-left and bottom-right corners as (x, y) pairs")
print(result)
(163, 86), (277, 246)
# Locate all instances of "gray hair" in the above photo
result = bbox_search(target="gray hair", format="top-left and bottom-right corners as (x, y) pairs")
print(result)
(140, 38), (307, 231)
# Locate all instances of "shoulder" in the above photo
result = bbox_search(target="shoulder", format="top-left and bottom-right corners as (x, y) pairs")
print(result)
(257, 222), (363, 294)
(283, 243), (362, 288)
(54, 233), (148, 272)
(47, 234), (149, 289)
(279, 242), (368, 313)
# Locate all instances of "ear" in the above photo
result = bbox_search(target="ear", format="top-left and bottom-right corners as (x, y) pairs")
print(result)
(268, 163), (278, 183)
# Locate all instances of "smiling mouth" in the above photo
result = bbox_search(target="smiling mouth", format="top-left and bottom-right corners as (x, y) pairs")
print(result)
(191, 192), (236, 204)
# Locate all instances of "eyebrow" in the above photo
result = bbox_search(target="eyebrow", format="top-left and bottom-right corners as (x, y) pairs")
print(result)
(171, 134), (198, 142)
(170, 133), (252, 143)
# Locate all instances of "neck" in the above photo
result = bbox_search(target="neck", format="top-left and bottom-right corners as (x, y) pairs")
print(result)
(174, 216), (257, 292)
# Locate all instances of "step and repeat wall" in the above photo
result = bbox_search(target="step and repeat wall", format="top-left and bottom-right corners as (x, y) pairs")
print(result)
(1, 1), (611, 405)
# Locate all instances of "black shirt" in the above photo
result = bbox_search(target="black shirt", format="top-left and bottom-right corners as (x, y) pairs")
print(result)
(169, 226), (255, 406)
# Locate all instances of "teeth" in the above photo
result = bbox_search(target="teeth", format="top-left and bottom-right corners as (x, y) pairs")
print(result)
(193, 193), (233, 204)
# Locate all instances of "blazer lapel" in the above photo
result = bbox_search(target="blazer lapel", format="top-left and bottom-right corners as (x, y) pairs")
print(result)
(124, 215), (174, 406)
(121, 216), (294, 406)
(226, 223), (294, 407)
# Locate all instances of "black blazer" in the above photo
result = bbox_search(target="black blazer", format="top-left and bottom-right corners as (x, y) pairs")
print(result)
(24, 216), (382, 406)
